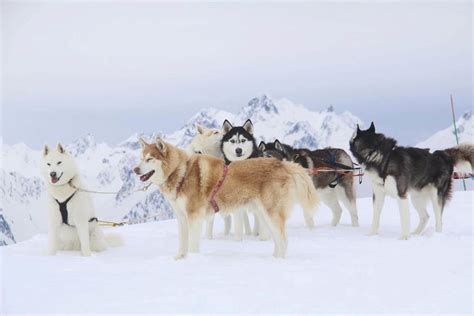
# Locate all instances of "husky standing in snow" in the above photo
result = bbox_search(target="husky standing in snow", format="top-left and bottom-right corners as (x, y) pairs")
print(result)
(134, 137), (318, 259)
(259, 140), (359, 227)
(350, 122), (474, 238)
(220, 119), (272, 240)
(41, 144), (120, 256)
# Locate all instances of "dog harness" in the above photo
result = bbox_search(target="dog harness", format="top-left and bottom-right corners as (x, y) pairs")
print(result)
(210, 164), (229, 213)
(55, 191), (97, 227)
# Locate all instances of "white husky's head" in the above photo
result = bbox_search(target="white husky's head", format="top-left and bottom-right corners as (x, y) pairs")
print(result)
(187, 125), (223, 158)
(41, 144), (78, 186)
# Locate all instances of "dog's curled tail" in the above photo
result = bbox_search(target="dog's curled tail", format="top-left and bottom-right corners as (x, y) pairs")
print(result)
(105, 233), (124, 247)
(442, 143), (474, 170)
(284, 162), (319, 229)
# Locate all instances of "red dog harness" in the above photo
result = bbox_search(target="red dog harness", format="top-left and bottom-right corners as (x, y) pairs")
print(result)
(210, 164), (229, 213)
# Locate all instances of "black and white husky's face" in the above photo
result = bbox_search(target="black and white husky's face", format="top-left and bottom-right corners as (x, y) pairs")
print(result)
(221, 119), (256, 161)
(41, 144), (78, 186)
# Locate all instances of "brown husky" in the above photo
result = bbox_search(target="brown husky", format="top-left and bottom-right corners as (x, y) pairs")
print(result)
(134, 137), (319, 259)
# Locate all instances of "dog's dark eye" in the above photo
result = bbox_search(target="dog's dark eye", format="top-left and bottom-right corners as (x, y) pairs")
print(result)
(230, 140), (235, 144)
(146, 158), (153, 162)
(195, 151), (202, 154)
(241, 139), (246, 143)
(47, 163), (51, 166)
(57, 161), (62, 165)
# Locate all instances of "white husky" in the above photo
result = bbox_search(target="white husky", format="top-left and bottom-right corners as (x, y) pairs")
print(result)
(41, 144), (121, 256)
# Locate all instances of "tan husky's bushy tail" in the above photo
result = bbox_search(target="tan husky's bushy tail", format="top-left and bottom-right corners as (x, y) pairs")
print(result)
(283, 162), (319, 228)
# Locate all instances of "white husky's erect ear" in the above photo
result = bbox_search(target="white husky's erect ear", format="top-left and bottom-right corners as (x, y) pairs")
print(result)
(274, 139), (284, 152)
(196, 125), (204, 135)
(139, 138), (147, 148)
(258, 141), (266, 152)
(156, 137), (166, 153)
(222, 120), (233, 134)
(57, 143), (66, 154)
(242, 119), (254, 135)
(43, 145), (50, 156)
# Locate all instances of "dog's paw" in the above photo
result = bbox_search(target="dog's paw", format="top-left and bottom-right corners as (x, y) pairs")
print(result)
(81, 250), (92, 257)
(367, 230), (378, 236)
(47, 249), (57, 256)
(174, 253), (186, 260)
(399, 235), (409, 240)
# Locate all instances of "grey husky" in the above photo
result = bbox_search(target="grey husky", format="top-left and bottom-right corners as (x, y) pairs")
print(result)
(350, 122), (473, 238)
(259, 140), (359, 227)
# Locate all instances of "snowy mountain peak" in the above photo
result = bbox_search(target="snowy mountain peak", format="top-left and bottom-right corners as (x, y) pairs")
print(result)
(67, 134), (96, 156)
(240, 94), (279, 121)
(417, 111), (473, 150)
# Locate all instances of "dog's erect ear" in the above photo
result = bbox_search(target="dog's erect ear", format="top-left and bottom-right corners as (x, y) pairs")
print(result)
(156, 137), (166, 153)
(274, 139), (284, 152)
(197, 125), (204, 135)
(369, 122), (375, 133)
(43, 145), (50, 156)
(242, 119), (254, 135)
(222, 120), (233, 134)
(356, 124), (361, 133)
(57, 143), (65, 154)
(139, 138), (147, 148)
(258, 141), (266, 152)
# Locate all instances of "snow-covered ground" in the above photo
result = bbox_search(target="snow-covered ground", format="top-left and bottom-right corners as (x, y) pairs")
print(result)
(1, 191), (472, 314)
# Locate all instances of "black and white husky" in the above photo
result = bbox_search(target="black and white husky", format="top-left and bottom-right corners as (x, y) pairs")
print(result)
(350, 122), (474, 239)
(221, 119), (271, 240)
(259, 140), (359, 227)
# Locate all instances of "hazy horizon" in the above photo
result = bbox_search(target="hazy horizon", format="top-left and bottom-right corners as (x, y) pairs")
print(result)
(3, 1), (472, 149)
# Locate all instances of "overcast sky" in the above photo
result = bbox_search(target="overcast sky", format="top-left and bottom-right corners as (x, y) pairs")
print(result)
(2, 1), (472, 149)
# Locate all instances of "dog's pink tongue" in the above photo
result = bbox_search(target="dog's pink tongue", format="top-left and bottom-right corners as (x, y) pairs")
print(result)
(140, 174), (147, 181)
(51, 177), (59, 184)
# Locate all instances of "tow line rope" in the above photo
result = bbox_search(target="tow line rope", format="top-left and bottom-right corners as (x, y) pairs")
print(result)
(66, 181), (154, 227)
(68, 182), (153, 195)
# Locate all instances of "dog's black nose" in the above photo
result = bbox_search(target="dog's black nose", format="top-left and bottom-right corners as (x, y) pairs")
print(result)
(133, 167), (140, 174)
(235, 148), (242, 155)
(50, 171), (57, 178)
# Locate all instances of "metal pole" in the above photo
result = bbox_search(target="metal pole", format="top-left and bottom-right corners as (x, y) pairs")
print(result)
(450, 94), (467, 190)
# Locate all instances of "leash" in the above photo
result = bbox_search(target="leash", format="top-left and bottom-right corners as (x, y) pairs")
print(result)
(452, 172), (474, 180)
(97, 214), (163, 227)
(68, 182), (153, 195)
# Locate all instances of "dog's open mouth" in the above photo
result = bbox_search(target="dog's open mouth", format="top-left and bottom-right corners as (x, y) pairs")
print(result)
(140, 170), (155, 182)
(51, 173), (63, 184)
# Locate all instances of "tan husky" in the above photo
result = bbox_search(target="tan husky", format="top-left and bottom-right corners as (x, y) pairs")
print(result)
(134, 137), (319, 259)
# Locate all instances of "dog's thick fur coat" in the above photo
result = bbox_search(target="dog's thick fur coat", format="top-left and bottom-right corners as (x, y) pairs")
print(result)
(350, 122), (474, 238)
(134, 138), (319, 259)
(41, 144), (121, 256)
(259, 140), (359, 227)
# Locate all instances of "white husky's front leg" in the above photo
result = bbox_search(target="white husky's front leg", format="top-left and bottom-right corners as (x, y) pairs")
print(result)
(47, 223), (60, 256)
(75, 221), (92, 256)
(47, 205), (61, 255)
